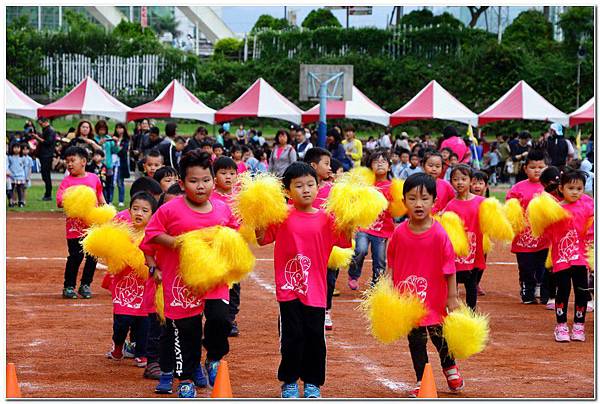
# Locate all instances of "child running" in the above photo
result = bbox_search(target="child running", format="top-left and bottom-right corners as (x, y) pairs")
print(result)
(141, 150), (237, 398)
(348, 150), (395, 291)
(539, 166), (562, 310)
(443, 164), (486, 310)
(422, 151), (455, 214)
(505, 149), (550, 304)
(256, 162), (351, 398)
(57, 146), (106, 299)
(387, 173), (463, 397)
(470, 170), (490, 296)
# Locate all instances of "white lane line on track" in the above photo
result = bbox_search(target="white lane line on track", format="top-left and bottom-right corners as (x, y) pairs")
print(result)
(249, 269), (409, 393)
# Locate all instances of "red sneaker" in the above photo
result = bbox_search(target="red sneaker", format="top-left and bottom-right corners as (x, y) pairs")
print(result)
(408, 382), (421, 398)
(443, 365), (464, 392)
(106, 344), (124, 360)
(134, 357), (148, 368)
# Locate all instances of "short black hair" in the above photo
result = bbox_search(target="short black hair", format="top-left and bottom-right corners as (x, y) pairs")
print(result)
(146, 150), (163, 160)
(560, 167), (587, 186)
(403, 172), (437, 200)
(165, 122), (177, 138)
(213, 156), (238, 173)
(450, 164), (473, 179)
(231, 145), (242, 154)
(423, 150), (443, 165)
(213, 143), (224, 151)
(174, 136), (186, 143)
(93, 149), (105, 157)
(540, 166), (560, 192)
(519, 131), (531, 140)
(282, 162), (318, 190)
(130, 191), (158, 213)
(330, 158), (343, 173)
(398, 148), (410, 156)
(524, 148), (547, 165)
(149, 126), (160, 135)
(130, 176), (162, 197)
(64, 146), (89, 160)
(472, 170), (489, 184)
(442, 125), (458, 139)
(200, 141), (213, 149)
(154, 166), (178, 183)
(157, 184), (185, 207)
(304, 147), (331, 165)
(449, 152), (459, 160)
(179, 150), (214, 180)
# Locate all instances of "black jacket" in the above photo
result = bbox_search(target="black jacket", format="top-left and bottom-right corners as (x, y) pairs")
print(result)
(38, 126), (57, 159)
(158, 140), (179, 170)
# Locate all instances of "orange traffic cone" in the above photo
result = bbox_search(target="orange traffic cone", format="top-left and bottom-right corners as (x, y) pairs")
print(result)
(210, 360), (233, 398)
(6, 363), (22, 398)
(417, 363), (437, 398)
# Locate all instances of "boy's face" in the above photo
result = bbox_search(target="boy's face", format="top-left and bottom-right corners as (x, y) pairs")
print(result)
(232, 150), (242, 160)
(410, 155), (420, 167)
(404, 186), (434, 222)
(450, 170), (471, 195)
(311, 156), (332, 182)
(449, 156), (458, 166)
(559, 180), (584, 203)
(441, 150), (450, 160)
(370, 156), (389, 176)
(423, 156), (442, 178)
(180, 166), (214, 205)
(144, 156), (164, 178)
(130, 199), (153, 229)
(93, 154), (103, 164)
(400, 153), (410, 164)
(214, 147), (223, 157)
(243, 151), (252, 161)
(470, 179), (487, 196)
(202, 145), (213, 154)
(176, 140), (186, 152)
(524, 160), (546, 182)
(287, 175), (318, 208)
(345, 130), (355, 139)
(391, 154), (400, 164)
(66, 155), (87, 175)
(215, 168), (237, 192)
(159, 175), (177, 193)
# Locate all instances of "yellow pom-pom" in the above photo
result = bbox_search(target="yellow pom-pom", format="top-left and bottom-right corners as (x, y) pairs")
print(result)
(233, 172), (288, 230)
(545, 248), (553, 269)
(85, 204), (117, 226)
(504, 198), (526, 235)
(479, 197), (514, 242)
(177, 230), (228, 295)
(62, 185), (97, 219)
(325, 180), (388, 235)
(388, 178), (407, 218)
(210, 226), (256, 284)
(443, 305), (489, 360)
(359, 276), (427, 344)
(435, 212), (469, 257)
(527, 192), (571, 237)
(587, 246), (594, 271)
(482, 234), (493, 254)
(328, 244), (355, 269)
(155, 284), (165, 324)
(346, 166), (376, 186)
(238, 223), (257, 245)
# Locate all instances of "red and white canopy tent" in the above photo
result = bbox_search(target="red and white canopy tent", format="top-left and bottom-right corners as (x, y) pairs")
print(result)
(214, 78), (303, 125)
(478, 80), (568, 126)
(38, 76), (131, 122)
(127, 79), (215, 123)
(301, 86), (390, 126)
(568, 98), (594, 127)
(6, 80), (44, 120)
(390, 80), (478, 127)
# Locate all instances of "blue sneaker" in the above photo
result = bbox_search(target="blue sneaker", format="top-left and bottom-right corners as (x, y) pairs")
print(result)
(155, 372), (174, 394)
(193, 365), (208, 388)
(177, 381), (196, 398)
(281, 382), (300, 398)
(205, 360), (220, 387)
(304, 383), (321, 398)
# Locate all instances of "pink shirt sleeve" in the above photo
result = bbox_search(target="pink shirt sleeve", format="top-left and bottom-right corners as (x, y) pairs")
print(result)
(95, 175), (104, 201)
(441, 231), (457, 275)
(140, 206), (169, 255)
(56, 177), (69, 207)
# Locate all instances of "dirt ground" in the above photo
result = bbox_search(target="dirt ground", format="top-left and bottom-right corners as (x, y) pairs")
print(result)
(6, 212), (595, 398)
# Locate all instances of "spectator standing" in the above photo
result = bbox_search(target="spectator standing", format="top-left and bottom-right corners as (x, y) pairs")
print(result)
(94, 120), (120, 204)
(546, 123), (574, 169)
(184, 126), (208, 153)
(510, 131), (532, 183)
(342, 125), (363, 167)
(327, 129), (351, 171)
(365, 136), (378, 152)
(33, 117), (57, 200)
(496, 135), (511, 183)
(113, 123), (130, 207)
(158, 122), (181, 170)
(269, 129), (297, 176)
(378, 130), (392, 149)
(235, 124), (247, 145)
(295, 128), (313, 161)
(131, 119), (150, 173)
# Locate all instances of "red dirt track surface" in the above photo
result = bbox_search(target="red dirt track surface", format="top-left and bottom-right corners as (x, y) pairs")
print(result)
(6, 212), (595, 398)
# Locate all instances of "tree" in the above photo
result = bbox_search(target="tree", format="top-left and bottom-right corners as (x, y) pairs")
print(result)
(150, 11), (181, 38)
(503, 10), (553, 51)
(558, 6), (593, 48)
(213, 38), (243, 58)
(6, 16), (46, 86)
(251, 14), (290, 33)
(467, 6), (489, 28)
(301, 8), (341, 30)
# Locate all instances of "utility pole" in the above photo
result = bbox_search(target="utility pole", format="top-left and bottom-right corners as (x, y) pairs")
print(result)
(396, 6), (403, 26)
(346, 7), (349, 29)
(58, 6), (62, 28)
(497, 6), (502, 44)
(284, 6), (287, 20)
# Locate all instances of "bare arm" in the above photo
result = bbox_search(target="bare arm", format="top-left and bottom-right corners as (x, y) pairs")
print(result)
(152, 233), (178, 250)
(144, 254), (162, 283)
(446, 273), (460, 312)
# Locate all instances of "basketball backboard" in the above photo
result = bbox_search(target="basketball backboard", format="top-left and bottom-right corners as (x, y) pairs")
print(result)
(299, 64), (353, 102)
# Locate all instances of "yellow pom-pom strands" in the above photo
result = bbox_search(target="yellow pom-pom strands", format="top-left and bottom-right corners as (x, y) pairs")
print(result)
(388, 178), (407, 218)
(545, 248), (553, 269)
(435, 212), (469, 257)
(443, 305), (490, 360)
(328, 246), (355, 269)
(482, 234), (493, 255)
(479, 197), (514, 242)
(527, 192), (571, 238)
(359, 276), (428, 344)
(346, 166), (376, 186)
(504, 198), (526, 236)
(62, 185), (116, 226)
(155, 284), (166, 324)
(233, 172), (288, 231)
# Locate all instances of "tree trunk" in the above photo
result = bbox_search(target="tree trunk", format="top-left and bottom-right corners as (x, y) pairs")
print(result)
(467, 6), (490, 28)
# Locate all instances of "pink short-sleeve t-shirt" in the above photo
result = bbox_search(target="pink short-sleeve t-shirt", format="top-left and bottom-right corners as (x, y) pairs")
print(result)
(362, 180), (395, 239)
(433, 178), (456, 214)
(506, 180), (550, 253)
(114, 209), (132, 223)
(388, 220), (456, 326)
(56, 173), (104, 239)
(443, 196), (486, 271)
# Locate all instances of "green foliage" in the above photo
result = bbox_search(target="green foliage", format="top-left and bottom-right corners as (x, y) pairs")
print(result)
(301, 8), (341, 30)
(251, 14), (290, 33)
(149, 11), (181, 38)
(503, 10), (553, 52)
(6, 16), (46, 84)
(558, 6), (594, 48)
(400, 9), (464, 28)
(213, 38), (243, 58)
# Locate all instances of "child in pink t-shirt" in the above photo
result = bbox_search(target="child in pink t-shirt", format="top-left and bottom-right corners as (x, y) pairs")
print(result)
(444, 164), (486, 310)
(56, 146), (106, 299)
(105, 191), (158, 368)
(257, 162), (350, 399)
(505, 149), (549, 304)
(230, 145), (248, 174)
(348, 150), (395, 291)
(387, 172), (463, 397)
(470, 170), (491, 296)
(140, 151), (238, 398)
(422, 151), (456, 214)
(154, 166), (179, 193)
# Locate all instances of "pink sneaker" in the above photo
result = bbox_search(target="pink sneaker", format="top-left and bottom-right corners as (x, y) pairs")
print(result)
(348, 277), (359, 291)
(443, 365), (465, 392)
(545, 299), (555, 310)
(554, 323), (570, 342)
(570, 323), (585, 342)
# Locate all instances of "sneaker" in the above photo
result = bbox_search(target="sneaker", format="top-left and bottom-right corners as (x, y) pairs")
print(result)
(348, 277), (359, 291)
(134, 357), (148, 367)
(281, 382), (300, 398)
(18, 202), (25, 208)
(571, 323), (586, 342)
(144, 362), (161, 380)
(534, 285), (541, 299)
(118, 202), (125, 207)
(106, 344), (124, 360)
(522, 298), (536, 305)
(408, 382), (421, 398)
(62, 287), (78, 299)
(476, 285), (486, 296)
(443, 365), (465, 392)
(8, 202), (15, 208)
(229, 321), (240, 337)
(545, 298), (555, 310)
(554, 323), (570, 342)
(587, 300), (595, 312)
(325, 310), (333, 331)
(42, 196), (52, 201)
(332, 288), (341, 297)
(177, 381), (196, 398)
(193, 364), (208, 388)
(78, 284), (92, 299)
(205, 360), (219, 387)
(123, 341), (136, 358)
(155, 372), (174, 394)
(304, 383), (321, 398)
